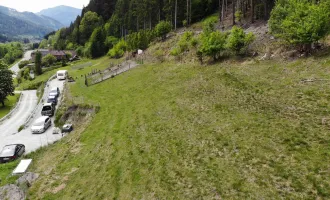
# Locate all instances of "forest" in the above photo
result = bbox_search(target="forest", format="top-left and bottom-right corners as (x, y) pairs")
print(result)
(39, 0), (329, 59)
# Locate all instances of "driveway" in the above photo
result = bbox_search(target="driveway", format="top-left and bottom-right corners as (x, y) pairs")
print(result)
(10, 50), (33, 77)
(0, 78), (65, 153)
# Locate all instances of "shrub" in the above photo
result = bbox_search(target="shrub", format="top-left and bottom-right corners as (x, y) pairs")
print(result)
(42, 54), (57, 67)
(226, 26), (255, 55)
(155, 21), (172, 41)
(269, 0), (330, 55)
(199, 31), (227, 61)
(107, 40), (127, 58)
(18, 60), (29, 69)
(202, 17), (218, 34)
(235, 11), (243, 23)
(105, 36), (119, 49)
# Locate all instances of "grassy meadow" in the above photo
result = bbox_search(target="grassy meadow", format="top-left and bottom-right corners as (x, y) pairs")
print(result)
(24, 54), (330, 199)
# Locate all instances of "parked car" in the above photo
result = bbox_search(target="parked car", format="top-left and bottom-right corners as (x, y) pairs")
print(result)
(49, 87), (60, 98)
(0, 144), (25, 163)
(41, 103), (55, 116)
(47, 95), (58, 105)
(62, 124), (73, 133)
(31, 116), (51, 134)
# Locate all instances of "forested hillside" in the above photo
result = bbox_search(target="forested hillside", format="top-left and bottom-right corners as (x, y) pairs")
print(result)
(44, 0), (329, 61)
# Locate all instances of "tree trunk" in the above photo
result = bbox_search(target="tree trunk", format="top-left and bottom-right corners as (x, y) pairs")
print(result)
(232, 0), (236, 25)
(264, 0), (267, 20)
(219, 0), (222, 23)
(221, 0), (225, 27)
(189, 0), (192, 25)
(1, 100), (4, 107)
(187, 0), (189, 25)
(175, 0), (177, 30)
(304, 43), (312, 57)
(251, 0), (254, 23)
(136, 17), (139, 31)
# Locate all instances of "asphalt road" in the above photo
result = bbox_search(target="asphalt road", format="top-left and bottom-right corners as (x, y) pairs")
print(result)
(0, 78), (65, 153)
(10, 50), (33, 77)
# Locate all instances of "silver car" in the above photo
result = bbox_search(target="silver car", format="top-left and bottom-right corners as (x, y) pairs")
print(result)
(31, 116), (51, 134)
(49, 87), (60, 98)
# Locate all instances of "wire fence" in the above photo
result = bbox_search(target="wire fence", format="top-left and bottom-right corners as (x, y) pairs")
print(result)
(85, 60), (139, 86)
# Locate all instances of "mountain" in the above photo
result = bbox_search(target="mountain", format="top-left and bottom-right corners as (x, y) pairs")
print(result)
(0, 12), (51, 38)
(0, 6), (64, 40)
(38, 5), (81, 27)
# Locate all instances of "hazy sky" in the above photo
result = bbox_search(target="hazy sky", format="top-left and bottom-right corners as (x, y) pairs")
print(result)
(0, 0), (90, 13)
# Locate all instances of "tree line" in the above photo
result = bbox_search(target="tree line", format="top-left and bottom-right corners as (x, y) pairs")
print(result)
(39, 0), (276, 56)
(38, 0), (329, 60)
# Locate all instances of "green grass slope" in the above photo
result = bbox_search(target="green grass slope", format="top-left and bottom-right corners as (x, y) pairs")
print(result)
(27, 56), (330, 199)
(0, 93), (20, 119)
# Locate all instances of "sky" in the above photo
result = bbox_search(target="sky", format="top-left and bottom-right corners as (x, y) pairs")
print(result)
(0, 0), (90, 13)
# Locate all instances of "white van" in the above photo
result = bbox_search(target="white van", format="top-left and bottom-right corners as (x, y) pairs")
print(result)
(57, 70), (68, 80)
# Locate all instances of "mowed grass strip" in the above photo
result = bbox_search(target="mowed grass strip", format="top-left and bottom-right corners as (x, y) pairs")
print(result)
(28, 56), (330, 199)
(0, 93), (20, 119)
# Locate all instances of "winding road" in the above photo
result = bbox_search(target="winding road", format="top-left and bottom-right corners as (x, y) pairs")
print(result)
(0, 51), (65, 153)
(10, 50), (33, 77)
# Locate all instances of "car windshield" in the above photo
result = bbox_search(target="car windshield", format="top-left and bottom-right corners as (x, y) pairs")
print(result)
(42, 106), (52, 111)
(0, 145), (15, 157)
(50, 90), (57, 93)
(33, 121), (44, 126)
(58, 73), (64, 76)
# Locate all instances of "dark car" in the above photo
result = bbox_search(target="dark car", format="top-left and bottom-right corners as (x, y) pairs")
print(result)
(47, 95), (58, 105)
(0, 144), (25, 163)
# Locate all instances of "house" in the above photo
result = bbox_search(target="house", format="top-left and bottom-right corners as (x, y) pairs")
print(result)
(50, 50), (66, 60)
(31, 49), (77, 62)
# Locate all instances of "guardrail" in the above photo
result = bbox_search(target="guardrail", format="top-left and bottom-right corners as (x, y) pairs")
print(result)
(0, 93), (23, 124)
(24, 74), (57, 128)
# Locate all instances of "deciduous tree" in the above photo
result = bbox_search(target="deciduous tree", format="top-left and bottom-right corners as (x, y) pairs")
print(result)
(0, 61), (14, 107)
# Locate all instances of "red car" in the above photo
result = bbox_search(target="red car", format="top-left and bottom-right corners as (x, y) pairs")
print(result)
(0, 144), (25, 163)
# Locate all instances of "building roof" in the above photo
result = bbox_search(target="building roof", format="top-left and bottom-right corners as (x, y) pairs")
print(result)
(50, 50), (66, 56)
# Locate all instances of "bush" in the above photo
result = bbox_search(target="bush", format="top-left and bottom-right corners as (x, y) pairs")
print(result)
(235, 11), (243, 23)
(76, 46), (84, 56)
(269, 0), (330, 55)
(202, 17), (218, 34)
(18, 60), (30, 69)
(42, 54), (57, 67)
(108, 48), (124, 59)
(107, 40), (127, 58)
(22, 81), (44, 90)
(155, 21), (172, 41)
(226, 26), (255, 55)
(199, 31), (227, 61)
(105, 36), (119, 49)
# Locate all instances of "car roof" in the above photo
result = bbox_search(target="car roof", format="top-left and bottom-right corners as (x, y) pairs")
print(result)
(57, 70), (67, 73)
(43, 103), (53, 106)
(51, 87), (58, 91)
(0, 145), (17, 157)
(35, 116), (49, 123)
